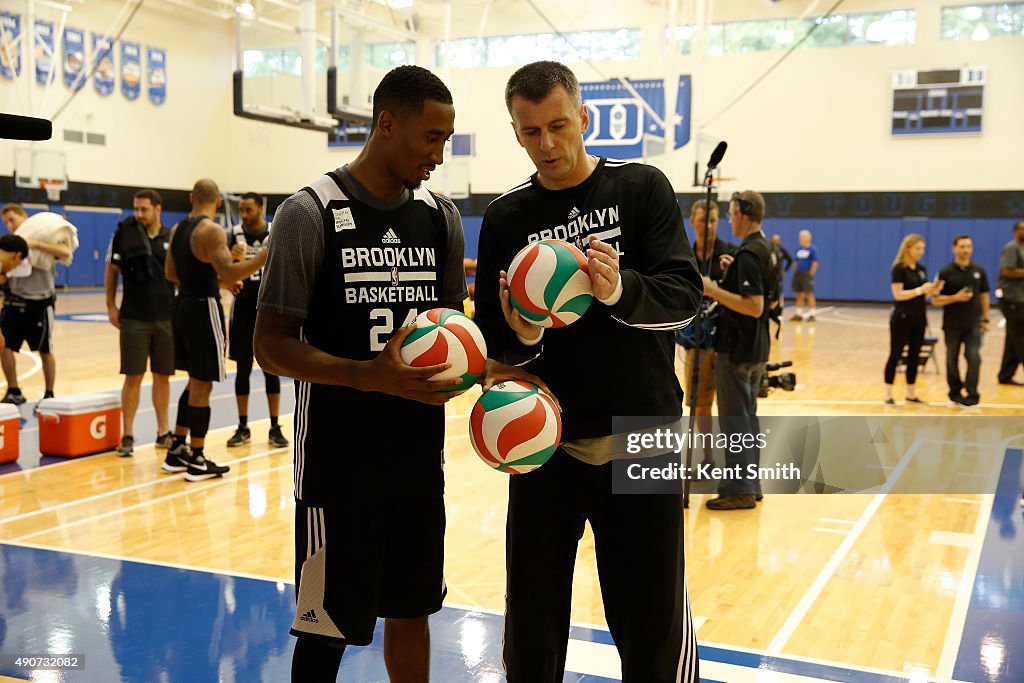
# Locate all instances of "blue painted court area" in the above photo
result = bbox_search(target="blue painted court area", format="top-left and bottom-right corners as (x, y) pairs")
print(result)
(953, 448), (1024, 683)
(4, 536), (1019, 683)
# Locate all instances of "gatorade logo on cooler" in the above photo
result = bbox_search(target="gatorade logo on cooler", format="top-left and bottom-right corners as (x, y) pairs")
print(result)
(90, 416), (107, 440)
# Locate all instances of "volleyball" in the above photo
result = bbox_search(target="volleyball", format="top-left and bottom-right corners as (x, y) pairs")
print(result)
(469, 381), (561, 474)
(399, 308), (487, 392)
(507, 240), (593, 328)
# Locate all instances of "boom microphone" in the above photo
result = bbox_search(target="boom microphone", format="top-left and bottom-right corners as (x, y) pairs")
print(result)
(707, 140), (727, 171)
(0, 113), (53, 141)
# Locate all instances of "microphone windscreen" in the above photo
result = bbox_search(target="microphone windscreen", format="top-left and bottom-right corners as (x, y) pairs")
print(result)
(708, 141), (728, 170)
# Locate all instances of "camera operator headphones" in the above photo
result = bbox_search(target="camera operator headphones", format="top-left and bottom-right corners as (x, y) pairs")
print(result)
(731, 192), (756, 218)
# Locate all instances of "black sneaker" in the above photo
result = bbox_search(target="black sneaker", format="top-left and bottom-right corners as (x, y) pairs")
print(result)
(227, 426), (251, 447)
(2, 390), (26, 405)
(161, 443), (191, 473)
(963, 394), (980, 407)
(268, 425), (289, 448)
(116, 435), (134, 457)
(155, 432), (174, 449)
(184, 453), (230, 482)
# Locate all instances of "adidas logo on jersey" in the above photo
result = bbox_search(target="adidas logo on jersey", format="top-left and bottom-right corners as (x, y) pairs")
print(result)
(568, 206), (581, 220)
(299, 609), (319, 623)
(382, 229), (401, 244)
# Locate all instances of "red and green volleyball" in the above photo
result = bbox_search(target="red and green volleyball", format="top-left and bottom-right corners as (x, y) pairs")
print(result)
(507, 240), (593, 328)
(469, 381), (561, 474)
(399, 308), (487, 392)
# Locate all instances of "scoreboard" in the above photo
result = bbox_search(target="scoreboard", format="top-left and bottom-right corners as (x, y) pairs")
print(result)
(891, 67), (985, 136)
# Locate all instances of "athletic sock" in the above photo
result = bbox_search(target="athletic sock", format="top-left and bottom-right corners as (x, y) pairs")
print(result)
(239, 415), (248, 428)
(171, 434), (187, 450)
(270, 416), (279, 428)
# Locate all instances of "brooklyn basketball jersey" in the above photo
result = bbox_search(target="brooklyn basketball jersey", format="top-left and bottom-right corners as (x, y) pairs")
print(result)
(294, 171), (449, 505)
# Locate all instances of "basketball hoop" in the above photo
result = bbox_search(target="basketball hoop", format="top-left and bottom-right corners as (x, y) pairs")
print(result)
(39, 179), (65, 203)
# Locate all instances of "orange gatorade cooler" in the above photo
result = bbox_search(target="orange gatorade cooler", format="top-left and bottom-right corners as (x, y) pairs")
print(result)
(37, 393), (122, 457)
(0, 403), (21, 464)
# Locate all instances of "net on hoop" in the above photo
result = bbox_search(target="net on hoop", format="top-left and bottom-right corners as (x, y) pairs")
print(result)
(39, 179), (66, 203)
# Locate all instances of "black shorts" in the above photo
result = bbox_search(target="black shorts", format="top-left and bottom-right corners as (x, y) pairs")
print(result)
(792, 270), (815, 292)
(228, 295), (256, 363)
(173, 296), (226, 382)
(291, 496), (446, 647)
(1, 300), (54, 354)
(120, 318), (174, 375)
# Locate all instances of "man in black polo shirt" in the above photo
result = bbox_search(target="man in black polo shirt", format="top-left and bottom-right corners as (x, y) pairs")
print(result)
(105, 189), (176, 456)
(701, 190), (775, 510)
(933, 235), (990, 407)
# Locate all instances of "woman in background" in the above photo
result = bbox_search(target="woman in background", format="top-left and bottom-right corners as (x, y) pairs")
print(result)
(883, 233), (943, 405)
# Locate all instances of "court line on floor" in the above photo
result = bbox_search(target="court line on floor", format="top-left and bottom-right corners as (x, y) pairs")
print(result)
(766, 438), (923, 654)
(0, 442), (289, 527)
(10, 461), (294, 543)
(0, 350), (44, 389)
(936, 438), (1024, 679)
(769, 398), (1024, 410)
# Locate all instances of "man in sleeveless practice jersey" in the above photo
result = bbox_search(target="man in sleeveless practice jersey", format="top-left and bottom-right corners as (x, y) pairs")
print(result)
(225, 192), (287, 449)
(254, 66), (549, 683)
(162, 179), (267, 482)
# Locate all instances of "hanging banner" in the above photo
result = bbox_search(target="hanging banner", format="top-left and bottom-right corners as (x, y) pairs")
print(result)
(674, 75), (692, 150)
(63, 26), (85, 91)
(0, 12), (21, 80)
(34, 20), (55, 85)
(121, 40), (140, 100)
(92, 32), (114, 96)
(147, 46), (166, 105)
(581, 78), (665, 159)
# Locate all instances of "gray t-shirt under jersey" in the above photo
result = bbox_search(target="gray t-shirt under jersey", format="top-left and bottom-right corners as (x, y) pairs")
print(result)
(258, 166), (468, 319)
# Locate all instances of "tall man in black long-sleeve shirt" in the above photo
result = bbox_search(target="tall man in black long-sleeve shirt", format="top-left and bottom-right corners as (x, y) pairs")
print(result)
(474, 61), (703, 683)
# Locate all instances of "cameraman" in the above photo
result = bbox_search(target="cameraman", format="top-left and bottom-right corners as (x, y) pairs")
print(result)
(680, 199), (735, 465)
(700, 191), (775, 510)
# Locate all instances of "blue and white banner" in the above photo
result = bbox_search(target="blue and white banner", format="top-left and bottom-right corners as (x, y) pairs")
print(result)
(63, 26), (85, 91)
(674, 75), (692, 150)
(92, 33), (114, 96)
(120, 40), (140, 100)
(147, 46), (166, 105)
(581, 78), (664, 159)
(34, 20), (55, 86)
(0, 12), (21, 81)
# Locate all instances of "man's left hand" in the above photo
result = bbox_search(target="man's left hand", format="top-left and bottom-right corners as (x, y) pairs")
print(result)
(479, 359), (561, 412)
(586, 236), (619, 301)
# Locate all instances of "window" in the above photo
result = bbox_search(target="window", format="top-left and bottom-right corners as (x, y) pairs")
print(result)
(243, 40), (412, 78)
(676, 9), (915, 55)
(941, 3), (1024, 40)
(437, 28), (640, 67)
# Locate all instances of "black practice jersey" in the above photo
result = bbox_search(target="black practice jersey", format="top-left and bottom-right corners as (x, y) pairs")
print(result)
(228, 223), (270, 301)
(292, 172), (461, 504)
(171, 216), (219, 298)
(476, 158), (703, 441)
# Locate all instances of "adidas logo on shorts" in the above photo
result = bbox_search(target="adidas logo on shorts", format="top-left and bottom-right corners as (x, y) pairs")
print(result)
(382, 228), (401, 244)
(299, 609), (319, 623)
